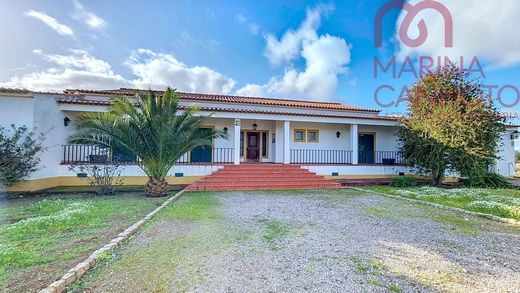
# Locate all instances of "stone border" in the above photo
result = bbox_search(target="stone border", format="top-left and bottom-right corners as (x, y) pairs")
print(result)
(39, 189), (186, 293)
(349, 187), (520, 226)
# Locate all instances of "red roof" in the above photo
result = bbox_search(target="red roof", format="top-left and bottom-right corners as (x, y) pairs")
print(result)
(62, 88), (380, 113)
(0, 88), (31, 94)
(55, 96), (397, 122)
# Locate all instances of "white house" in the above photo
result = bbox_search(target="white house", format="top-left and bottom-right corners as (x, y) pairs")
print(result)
(0, 87), (517, 192)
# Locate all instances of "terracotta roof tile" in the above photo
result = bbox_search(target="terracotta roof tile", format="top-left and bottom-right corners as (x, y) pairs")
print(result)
(63, 88), (380, 113)
(0, 87), (31, 94)
(55, 96), (397, 122)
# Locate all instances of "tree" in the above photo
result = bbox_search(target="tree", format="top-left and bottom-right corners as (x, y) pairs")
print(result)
(0, 125), (45, 186)
(398, 65), (505, 185)
(69, 88), (226, 197)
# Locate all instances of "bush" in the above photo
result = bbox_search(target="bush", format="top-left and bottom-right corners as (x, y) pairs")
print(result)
(68, 164), (125, 195)
(0, 125), (45, 186)
(462, 173), (512, 189)
(391, 176), (417, 187)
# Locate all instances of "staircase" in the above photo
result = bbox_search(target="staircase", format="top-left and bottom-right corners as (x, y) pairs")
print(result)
(186, 164), (341, 191)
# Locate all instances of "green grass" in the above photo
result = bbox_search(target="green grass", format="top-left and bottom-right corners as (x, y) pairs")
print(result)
(155, 191), (222, 221)
(69, 192), (246, 292)
(259, 219), (294, 250)
(388, 283), (401, 292)
(361, 186), (520, 221)
(0, 192), (166, 292)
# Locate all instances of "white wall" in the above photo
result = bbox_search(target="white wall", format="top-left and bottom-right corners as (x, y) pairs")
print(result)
(0, 95), (34, 129)
(289, 122), (350, 151)
(305, 165), (413, 176)
(59, 164), (222, 178)
(358, 125), (399, 151)
(497, 130), (517, 176)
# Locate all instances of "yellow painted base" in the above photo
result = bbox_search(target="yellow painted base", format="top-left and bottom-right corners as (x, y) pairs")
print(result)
(5, 176), (203, 192)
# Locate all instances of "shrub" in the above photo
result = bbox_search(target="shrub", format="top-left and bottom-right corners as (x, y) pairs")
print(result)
(68, 164), (125, 195)
(462, 173), (512, 189)
(391, 176), (417, 187)
(0, 125), (45, 186)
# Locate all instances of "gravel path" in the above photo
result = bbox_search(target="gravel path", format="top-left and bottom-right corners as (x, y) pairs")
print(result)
(73, 189), (520, 293)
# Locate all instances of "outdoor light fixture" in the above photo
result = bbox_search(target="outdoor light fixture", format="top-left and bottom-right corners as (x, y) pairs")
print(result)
(223, 127), (228, 134)
(253, 122), (258, 131)
(336, 131), (341, 138)
(511, 130), (520, 140)
(64, 117), (71, 127)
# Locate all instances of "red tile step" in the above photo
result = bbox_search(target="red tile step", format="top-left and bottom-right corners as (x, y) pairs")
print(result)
(186, 164), (341, 191)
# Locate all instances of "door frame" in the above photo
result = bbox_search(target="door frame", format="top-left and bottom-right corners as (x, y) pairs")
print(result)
(189, 125), (215, 163)
(358, 132), (376, 164)
(241, 129), (269, 162)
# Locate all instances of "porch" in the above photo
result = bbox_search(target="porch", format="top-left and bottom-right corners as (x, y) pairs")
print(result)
(60, 118), (403, 167)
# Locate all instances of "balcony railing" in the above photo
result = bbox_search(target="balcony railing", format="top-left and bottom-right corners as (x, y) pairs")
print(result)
(290, 149), (353, 164)
(289, 149), (403, 165)
(359, 151), (404, 165)
(61, 144), (234, 165)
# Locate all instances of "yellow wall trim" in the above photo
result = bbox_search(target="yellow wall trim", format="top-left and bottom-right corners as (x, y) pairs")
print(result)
(6, 176), (202, 192)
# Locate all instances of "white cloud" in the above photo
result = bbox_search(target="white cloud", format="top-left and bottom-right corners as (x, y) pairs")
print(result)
(0, 50), (127, 91)
(396, 0), (520, 68)
(236, 5), (352, 101)
(0, 48), (236, 94)
(249, 23), (259, 35)
(126, 49), (236, 94)
(235, 14), (247, 24)
(72, 0), (107, 30)
(235, 14), (261, 35)
(263, 4), (333, 66)
(24, 10), (74, 36)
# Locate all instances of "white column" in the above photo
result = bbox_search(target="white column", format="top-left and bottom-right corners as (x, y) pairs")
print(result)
(233, 119), (241, 165)
(283, 121), (290, 164)
(350, 124), (358, 165)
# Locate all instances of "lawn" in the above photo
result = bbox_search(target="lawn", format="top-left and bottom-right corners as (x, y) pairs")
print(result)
(69, 190), (520, 292)
(362, 186), (520, 221)
(0, 191), (169, 293)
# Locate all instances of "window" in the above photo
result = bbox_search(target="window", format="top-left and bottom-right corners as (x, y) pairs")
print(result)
(294, 129), (306, 142)
(240, 131), (244, 156)
(261, 132), (267, 157)
(307, 129), (319, 142)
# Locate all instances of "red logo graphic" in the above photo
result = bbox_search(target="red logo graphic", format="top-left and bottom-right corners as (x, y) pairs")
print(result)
(374, 0), (453, 48)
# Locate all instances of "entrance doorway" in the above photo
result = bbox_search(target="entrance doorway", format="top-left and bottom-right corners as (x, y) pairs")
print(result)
(246, 132), (260, 161)
(359, 133), (375, 164)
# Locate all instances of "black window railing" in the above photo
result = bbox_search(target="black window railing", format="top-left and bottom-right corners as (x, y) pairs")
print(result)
(289, 149), (403, 165)
(61, 144), (234, 165)
(359, 151), (404, 165)
(290, 149), (353, 164)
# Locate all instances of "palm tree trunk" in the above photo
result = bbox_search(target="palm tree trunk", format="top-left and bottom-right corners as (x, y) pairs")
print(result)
(144, 176), (169, 197)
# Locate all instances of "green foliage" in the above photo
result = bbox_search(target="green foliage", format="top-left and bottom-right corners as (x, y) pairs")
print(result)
(0, 193), (165, 287)
(260, 219), (292, 248)
(362, 186), (520, 220)
(388, 284), (401, 292)
(398, 66), (505, 185)
(68, 164), (125, 195)
(391, 176), (417, 187)
(69, 88), (227, 196)
(461, 172), (512, 189)
(0, 125), (45, 186)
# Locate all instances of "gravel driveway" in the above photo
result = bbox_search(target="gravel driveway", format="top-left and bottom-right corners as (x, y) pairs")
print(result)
(72, 189), (520, 293)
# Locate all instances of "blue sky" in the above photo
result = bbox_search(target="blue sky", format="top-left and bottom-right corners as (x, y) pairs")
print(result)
(0, 0), (519, 118)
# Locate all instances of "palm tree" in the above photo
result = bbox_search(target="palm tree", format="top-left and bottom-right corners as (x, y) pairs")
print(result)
(69, 87), (226, 197)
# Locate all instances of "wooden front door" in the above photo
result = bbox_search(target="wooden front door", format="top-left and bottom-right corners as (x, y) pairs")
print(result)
(246, 132), (260, 161)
